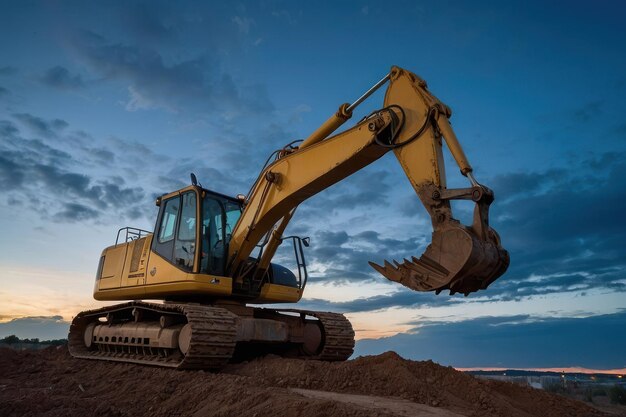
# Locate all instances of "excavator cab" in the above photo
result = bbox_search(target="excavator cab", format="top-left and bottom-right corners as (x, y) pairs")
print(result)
(152, 184), (304, 297)
(153, 186), (242, 276)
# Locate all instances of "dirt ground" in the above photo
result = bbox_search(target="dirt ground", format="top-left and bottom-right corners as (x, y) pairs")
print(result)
(0, 347), (616, 417)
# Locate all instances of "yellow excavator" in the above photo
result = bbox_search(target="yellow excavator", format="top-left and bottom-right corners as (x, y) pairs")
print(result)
(69, 66), (509, 369)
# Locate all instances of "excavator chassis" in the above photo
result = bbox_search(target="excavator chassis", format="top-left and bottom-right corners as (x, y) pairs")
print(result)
(68, 301), (354, 370)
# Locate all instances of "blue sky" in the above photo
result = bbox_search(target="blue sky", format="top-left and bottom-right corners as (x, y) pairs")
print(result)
(0, 1), (625, 369)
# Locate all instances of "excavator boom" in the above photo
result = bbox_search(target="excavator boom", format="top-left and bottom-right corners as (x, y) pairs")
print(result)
(228, 66), (509, 295)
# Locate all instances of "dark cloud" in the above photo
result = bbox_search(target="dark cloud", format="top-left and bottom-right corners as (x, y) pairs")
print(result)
(13, 113), (69, 138)
(0, 86), (9, 97)
(295, 169), (396, 224)
(40, 66), (85, 90)
(27, 162), (145, 219)
(0, 316), (68, 340)
(288, 150), (626, 308)
(484, 151), (626, 300)
(0, 120), (18, 137)
(298, 288), (452, 313)
(105, 136), (163, 161)
(69, 30), (274, 115)
(302, 228), (425, 284)
(489, 169), (566, 202)
(356, 311), (626, 369)
(0, 153), (24, 190)
(0, 66), (17, 76)
(0, 118), (147, 223)
(88, 147), (115, 164)
(54, 202), (100, 222)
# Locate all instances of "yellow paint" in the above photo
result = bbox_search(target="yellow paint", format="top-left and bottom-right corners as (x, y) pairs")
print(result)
(255, 283), (302, 303)
(99, 244), (125, 289)
(95, 275), (232, 301)
(94, 233), (232, 301)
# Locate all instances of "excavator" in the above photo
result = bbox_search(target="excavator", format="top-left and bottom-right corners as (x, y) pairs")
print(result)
(69, 66), (509, 369)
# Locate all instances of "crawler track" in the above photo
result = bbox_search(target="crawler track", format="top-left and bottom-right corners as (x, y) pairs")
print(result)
(69, 302), (355, 369)
(68, 301), (237, 370)
(273, 309), (355, 361)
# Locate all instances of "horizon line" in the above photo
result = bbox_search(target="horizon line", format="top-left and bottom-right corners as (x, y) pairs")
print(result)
(456, 366), (626, 375)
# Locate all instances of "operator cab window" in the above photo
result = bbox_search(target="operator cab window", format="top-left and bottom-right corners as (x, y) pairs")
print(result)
(153, 196), (179, 263)
(158, 199), (178, 243)
(153, 192), (197, 271)
(201, 196), (224, 275)
(200, 194), (242, 276)
(173, 192), (196, 271)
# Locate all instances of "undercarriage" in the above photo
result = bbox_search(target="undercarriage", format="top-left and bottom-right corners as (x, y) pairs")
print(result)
(68, 301), (355, 370)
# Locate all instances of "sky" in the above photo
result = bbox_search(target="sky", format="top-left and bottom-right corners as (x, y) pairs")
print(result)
(0, 0), (625, 369)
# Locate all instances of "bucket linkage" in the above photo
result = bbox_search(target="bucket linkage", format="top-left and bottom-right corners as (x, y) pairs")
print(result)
(369, 182), (509, 296)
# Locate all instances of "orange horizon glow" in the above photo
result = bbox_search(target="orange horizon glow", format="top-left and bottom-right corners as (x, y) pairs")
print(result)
(456, 366), (626, 375)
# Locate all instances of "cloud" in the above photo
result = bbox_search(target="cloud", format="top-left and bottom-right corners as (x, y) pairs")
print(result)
(13, 113), (69, 138)
(271, 10), (298, 25)
(0, 153), (24, 190)
(39, 66), (85, 90)
(0, 316), (69, 340)
(0, 120), (18, 137)
(232, 16), (254, 34)
(286, 149), (626, 310)
(0, 117), (147, 224)
(294, 169), (396, 225)
(355, 311), (626, 369)
(0, 86), (9, 97)
(297, 288), (452, 313)
(483, 151), (626, 300)
(489, 169), (566, 202)
(125, 85), (162, 111)
(302, 228), (425, 284)
(69, 30), (274, 115)
(54, 202), (100, 222)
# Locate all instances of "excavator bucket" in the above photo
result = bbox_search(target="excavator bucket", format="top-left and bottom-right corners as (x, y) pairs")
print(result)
(368, 66), (510, 295)
(369, 184), (510, 296)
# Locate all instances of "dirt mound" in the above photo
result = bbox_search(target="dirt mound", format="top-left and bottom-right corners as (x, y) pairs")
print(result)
(229, 351), (603, 417)
(0, 347), (607, 417)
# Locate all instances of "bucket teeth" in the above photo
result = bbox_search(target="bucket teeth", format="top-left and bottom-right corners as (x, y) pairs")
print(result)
(369, 254), (450, 292)
(369, 226), (509, 295)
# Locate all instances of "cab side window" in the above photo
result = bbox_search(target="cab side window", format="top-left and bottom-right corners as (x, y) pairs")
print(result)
(153, 192), (197, 271)
(154, 196), (179, 262)
(174, 192), (196, 271)
(158, 198), (178, 243)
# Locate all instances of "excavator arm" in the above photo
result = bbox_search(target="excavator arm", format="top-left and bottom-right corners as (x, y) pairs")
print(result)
(227, 66), (509, 296)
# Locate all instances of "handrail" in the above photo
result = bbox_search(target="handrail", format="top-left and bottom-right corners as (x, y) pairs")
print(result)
(115, 227), (152, 245)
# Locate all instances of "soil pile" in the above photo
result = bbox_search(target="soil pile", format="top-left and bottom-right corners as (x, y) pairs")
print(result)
(0, 347), (607, 417)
